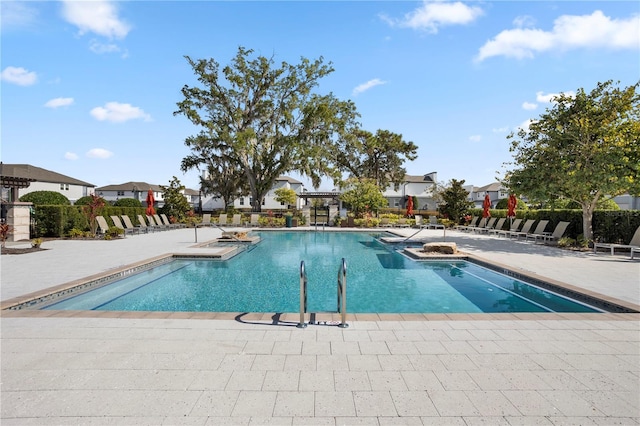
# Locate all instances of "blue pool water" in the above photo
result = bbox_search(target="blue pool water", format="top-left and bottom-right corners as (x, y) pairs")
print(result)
(44, 231), (599, 313)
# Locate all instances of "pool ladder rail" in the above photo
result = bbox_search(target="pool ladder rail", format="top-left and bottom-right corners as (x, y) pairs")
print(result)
(297, 258), (348, 328)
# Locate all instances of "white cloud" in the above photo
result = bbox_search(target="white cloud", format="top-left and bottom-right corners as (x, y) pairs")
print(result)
(492, 126), (509, 133)
(86, 148), (113, 159)
(518, 119), (535, 132)
(1, 1), (39, 31)
(61, 0), (131, 39)
(536, 90), (575, 103)
(89, 40), (121, 54)
(352, 78), (387, 96)
(381, 0), (483, 33)
(522, 102), (537, 110)
(45, 97), (74, 108)
(513, 15), (536, 29)
(469, 135), (482, 142)
(64, 152), (79, 160)
(476, 10), (640, 61)
(90, 102), (151, 123)
(1, 66), (37, 86)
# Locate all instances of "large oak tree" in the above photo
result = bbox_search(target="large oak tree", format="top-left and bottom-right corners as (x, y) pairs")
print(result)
(334, 129), (418, 190)
(174, 47), (359, 211)
(505, 80), (640, 240)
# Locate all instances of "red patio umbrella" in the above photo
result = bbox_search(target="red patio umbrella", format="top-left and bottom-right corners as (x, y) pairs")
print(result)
(146, 189), (156, 216)
(507, 194), (517, 218)
(406, 196), (414, 217)
(482, 194), (491, 219)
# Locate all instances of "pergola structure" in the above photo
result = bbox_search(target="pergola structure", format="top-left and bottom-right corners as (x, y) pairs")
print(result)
(0, 163), (36, 202)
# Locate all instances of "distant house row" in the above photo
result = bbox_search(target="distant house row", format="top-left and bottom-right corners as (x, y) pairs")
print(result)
(2, 164), (637, 212)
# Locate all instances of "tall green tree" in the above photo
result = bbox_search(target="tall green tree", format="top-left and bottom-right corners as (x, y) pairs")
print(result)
(505, 80), (640, 240)
(174, 47), (359, 211)
(339, 177), (388, 217)
(274, 187), (297, 209)
(183, 148), (248, 211)
(334, 129), (418, 190)
(436, 179), (474, 223)
(160, 177), (192, 221)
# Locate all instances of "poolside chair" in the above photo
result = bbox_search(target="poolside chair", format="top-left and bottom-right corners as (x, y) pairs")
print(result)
(111, 215), (138, 236)
(594, 225), (640, 256)
(379, 217), (392, 228)
(198, 213), (213, 227)
(488, 218), (507, 236)
(496, 218), (522, 238)
(395, 218), (410, 228)
(122, 215), (147, 234)
(137, 215), (156, 233)
(506, 219), (535, 239)
(147, 215), (166, 231)
(161, 213), (185, 229)
(95, 215), (111, 236)
(455, 216), (477, 231)
(427, 215), (445, 230)
(217, 213), (228, 226)
(474, 217), (497, 233)
(231, 214), (242, 227)
(535, 221), (570, 245)
(524, 220), (549, 241)
(249, 214), (260, 227)
(413, 215), (423, 228)
(153, 214), (172, 231)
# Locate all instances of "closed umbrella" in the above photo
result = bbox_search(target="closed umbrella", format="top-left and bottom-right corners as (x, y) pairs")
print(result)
(406, 196), (414, 218)
(482, 194), (491, 221)
(146, 189), (156, 216)
(507, 194), (517, 228)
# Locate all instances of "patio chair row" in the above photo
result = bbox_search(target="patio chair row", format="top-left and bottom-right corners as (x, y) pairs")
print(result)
(96, 213), (185, 237)
(593, 225), (640, 258)
(197, 213), (260, 228)
(456, 217), (571, 245)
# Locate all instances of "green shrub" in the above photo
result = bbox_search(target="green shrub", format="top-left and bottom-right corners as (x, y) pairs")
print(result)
(20, 191), (70, 205)
(75, 195), (107, 206)
(114, 198), (142, 207)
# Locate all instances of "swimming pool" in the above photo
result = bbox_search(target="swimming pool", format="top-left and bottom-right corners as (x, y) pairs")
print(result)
(42, 231), (600, 314)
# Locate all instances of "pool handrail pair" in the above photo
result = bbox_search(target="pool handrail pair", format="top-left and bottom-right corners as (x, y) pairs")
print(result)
(297, 258), (348, 328)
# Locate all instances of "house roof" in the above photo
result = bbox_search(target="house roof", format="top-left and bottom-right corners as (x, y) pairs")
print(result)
(95, 182), (164, 192)
(0, 163), (94, 187)
(404, 174), (436, 183)
(475, 182), (504, 192)
(276, 176), (303, 185)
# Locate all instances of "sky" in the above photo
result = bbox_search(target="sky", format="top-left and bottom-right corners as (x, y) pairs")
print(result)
(2, 0), (639, 192)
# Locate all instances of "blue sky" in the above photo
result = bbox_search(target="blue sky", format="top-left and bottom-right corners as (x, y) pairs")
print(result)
(2, 1), (639, 192)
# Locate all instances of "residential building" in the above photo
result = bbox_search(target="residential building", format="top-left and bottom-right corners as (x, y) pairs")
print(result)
(468, 182), (508, 208)
(95, 182), (165, 208)
(382, 172), (438, 211)
(201, 176), (306, 211)
(0, 163), (95, 204)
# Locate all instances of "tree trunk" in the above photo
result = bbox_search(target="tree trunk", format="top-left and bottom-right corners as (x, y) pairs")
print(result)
(581, 203), (595, 242)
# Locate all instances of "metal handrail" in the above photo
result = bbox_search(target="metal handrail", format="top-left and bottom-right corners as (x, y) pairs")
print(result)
(297, 261), (308, 328)
(336, 258), (348, 328)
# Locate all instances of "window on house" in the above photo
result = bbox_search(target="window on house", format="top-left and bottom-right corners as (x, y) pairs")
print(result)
(394, 199), (399, 207)
(239, 198), (244, 205)
(262, 198), (265, 205)
(117, 191), (124, 196)
(65, 184), (69, 190)
(60, 184), (64, 190)
(281, 201), (285, 205)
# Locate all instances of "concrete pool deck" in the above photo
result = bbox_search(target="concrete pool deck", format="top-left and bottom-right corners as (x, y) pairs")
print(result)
(1, 226), (639, 424)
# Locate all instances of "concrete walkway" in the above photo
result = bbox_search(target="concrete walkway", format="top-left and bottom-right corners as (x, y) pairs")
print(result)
(2, 227), (639, 425)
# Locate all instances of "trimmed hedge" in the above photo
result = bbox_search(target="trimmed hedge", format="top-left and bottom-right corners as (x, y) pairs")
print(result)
(32, 205), (147, 237)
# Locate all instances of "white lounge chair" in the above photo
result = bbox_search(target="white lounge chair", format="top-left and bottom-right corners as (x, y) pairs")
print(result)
(508, 219), (536, 239)
(525, 220), (549, 241)
(474, 217), (497, 233)
(427, 215), (445, 230)
(111, 215), (137, 236)
(249, 214), (260, 227)
(455, 216), (477, 231)
(497, 218), (522, 238)
(217, 214), (228, 225)
(231, 214), (242, 226)
(122, 215), (147, 234)
(536, 221), (570, 244)
(594, 225), (640, 256)
(488, 218), (507, 236)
